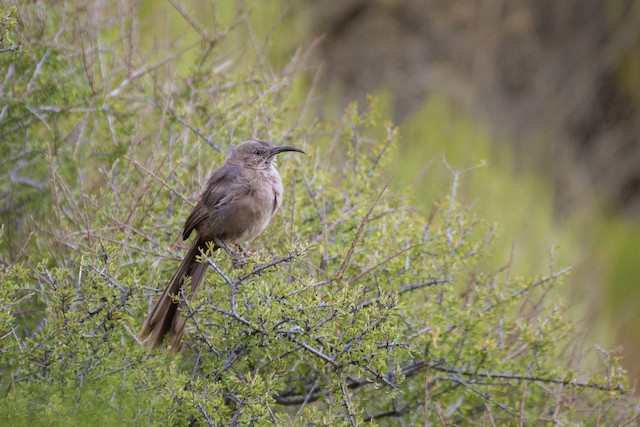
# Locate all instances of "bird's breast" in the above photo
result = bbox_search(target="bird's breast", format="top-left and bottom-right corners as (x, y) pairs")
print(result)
(225, 171), (283, 244)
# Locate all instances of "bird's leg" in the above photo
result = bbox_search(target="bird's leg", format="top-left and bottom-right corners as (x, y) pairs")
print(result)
(232, 244), (251, 269)
(235, 243), (257, 256)
(213, 238), (239, 257)
(213, 238), (247, 268)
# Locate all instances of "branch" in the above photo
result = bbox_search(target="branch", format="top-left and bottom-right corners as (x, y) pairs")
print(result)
(347, 243), (422, 285)
(336, 179), (391, 281)
(359, 278), (450, 309)
(480, 266), (571, 314)
(364, 405), (410, 423)
(405, 360), (626, 393)
(106, 40), (201, 98)
(236, 249), (302, 284)
(274, 356), (626, 408)
(0, 45), (19, 53)
(294, 339), (341, 368)
(442, 156), (487, 247)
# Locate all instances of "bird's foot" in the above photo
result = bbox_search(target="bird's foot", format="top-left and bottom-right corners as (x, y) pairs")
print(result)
(214, 239), (249, 268)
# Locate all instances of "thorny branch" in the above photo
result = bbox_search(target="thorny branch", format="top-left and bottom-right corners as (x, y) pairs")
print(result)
(273, 357), (626, 410)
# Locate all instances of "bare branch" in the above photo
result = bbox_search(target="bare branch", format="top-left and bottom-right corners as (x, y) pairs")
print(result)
(336, 179), (391, 281)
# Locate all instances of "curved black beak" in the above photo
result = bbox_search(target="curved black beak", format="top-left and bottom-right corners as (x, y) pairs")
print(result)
(270, 145), (306, 156)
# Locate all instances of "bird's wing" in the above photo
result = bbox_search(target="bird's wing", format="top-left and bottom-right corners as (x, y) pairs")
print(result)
(182, 164), (242, 240)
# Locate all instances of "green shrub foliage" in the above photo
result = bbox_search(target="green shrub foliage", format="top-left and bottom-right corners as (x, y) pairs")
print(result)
(0, 2), (635, 425)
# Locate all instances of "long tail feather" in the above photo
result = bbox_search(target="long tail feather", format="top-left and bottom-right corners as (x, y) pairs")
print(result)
(167, 260), (209, 353)
(140, 239), (214, 352)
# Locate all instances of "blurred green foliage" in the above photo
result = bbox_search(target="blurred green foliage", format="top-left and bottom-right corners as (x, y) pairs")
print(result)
(395, 95), (563, 277)
(0, 1), (638, 425)
(596, 218), (640, 331)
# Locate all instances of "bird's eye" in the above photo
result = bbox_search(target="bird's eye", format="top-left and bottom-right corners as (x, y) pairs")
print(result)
(253, 149), (260, 155)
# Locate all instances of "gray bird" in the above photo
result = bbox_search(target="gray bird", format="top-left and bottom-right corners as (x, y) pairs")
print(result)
(140, 140), (305, 352)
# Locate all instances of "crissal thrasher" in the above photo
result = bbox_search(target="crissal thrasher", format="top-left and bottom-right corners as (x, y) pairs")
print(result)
(139, 140), (305, 352)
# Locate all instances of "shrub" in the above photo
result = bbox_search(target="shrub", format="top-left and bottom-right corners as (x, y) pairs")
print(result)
(0, 2), (636, 425)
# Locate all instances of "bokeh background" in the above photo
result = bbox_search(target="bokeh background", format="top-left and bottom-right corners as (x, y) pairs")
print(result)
(5, 0), (640, 386)
(294, 0), (640, 383)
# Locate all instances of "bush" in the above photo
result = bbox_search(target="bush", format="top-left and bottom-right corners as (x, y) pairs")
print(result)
(0, 2), (636, 425)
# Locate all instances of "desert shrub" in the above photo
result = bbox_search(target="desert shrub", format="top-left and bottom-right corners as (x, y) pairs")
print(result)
(0, 2), (636, 425)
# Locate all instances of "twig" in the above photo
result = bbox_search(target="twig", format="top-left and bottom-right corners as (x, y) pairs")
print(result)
(86, 263), (126, 292)
(336, 179), (391, 281)
(480, 266), (571, 314)
(197, 402), (215, 427)
(128, 157), (192, 206)
(106, 40), (202, 98)
(293, 339), (340, 368)
(347, 243), (422, 285)
(205, 255), (233, 287)
(294, 377), (320, 419)
(419, 361), (626, 393)
(359, 278), (450, 309)
(236, 249), (301, 283)
(442, 156), (487, 247)
(0, 45), (19, 53)
(341, 383), (357, 427)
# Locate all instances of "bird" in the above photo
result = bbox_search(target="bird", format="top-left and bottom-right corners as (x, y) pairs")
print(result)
(139, 139), (305, 353)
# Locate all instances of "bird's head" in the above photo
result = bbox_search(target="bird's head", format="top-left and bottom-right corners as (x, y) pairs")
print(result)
(228, 140), (305, 170)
